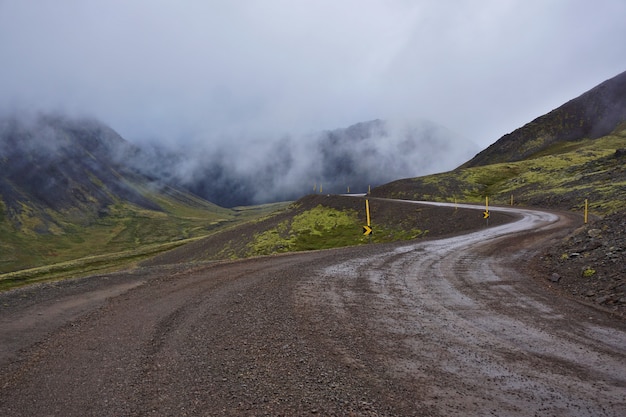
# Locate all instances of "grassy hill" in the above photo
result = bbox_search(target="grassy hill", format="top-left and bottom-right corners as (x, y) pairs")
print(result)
(0, 197), (286, 290)
(371, 124), (626, 214)
(372, 70), (626, 215)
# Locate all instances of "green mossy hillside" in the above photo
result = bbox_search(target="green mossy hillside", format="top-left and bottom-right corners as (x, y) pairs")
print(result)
(372, 128), (626, 215)
(0, 183), (288, 277)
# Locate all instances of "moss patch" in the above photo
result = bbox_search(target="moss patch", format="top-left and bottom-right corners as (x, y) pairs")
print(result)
(248, 205), (361, 255)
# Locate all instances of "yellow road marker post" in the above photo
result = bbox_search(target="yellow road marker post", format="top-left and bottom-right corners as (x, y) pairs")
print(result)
(363, 199), (372, 239)
(483, 196), (490, 226)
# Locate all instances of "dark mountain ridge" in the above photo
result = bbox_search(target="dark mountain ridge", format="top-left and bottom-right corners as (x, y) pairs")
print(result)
(0, 113), (237, 274)
(461, 70), (626, 168)
(0, 114), (159, 227)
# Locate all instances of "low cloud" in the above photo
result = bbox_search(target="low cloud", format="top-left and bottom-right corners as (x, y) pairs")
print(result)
(1, 0), (625, 200)
(127, 118), (478, 206)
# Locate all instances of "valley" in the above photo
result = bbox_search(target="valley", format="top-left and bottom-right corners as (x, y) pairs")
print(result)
(2, 2), (626, 414)
(1, 69), (626, 415)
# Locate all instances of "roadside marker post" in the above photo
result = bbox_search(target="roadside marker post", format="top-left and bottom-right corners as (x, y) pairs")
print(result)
(363, 199), (373, 240)
(584, 199), (588, 224)
(483, 196), (490, 226)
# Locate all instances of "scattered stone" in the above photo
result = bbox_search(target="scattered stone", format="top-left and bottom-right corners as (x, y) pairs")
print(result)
(595, 295), (610, 304)
(588, 229), (602, 238)
(569, 252), (581, 258)
(585, 290), (596, 297)
(549, 273), (561, 283)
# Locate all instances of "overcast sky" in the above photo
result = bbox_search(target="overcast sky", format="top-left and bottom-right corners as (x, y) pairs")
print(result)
(1, 0), (625, 150)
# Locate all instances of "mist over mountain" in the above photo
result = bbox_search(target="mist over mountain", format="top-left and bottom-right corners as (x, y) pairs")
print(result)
(127, 118), (478, 207)
(0, 113), (160, 222)
(1, 113), (477, 211)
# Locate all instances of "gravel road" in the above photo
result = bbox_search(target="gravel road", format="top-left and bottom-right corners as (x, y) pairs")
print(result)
(1, 203), (625, 416)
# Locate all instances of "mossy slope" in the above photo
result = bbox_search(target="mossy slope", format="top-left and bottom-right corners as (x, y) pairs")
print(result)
(372, 126), (626, 215)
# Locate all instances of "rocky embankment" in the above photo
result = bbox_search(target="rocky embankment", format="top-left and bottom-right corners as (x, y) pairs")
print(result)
(537, 210), (626, 317)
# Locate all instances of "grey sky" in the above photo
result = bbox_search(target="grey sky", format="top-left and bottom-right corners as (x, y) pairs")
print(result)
(1, 0), (625, 150)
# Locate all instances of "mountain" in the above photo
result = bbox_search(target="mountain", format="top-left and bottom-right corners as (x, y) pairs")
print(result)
(0, 112), (475, 275)
(0, 114), (157, 219)
(461, 70), (626, 168)
(0, 113), (231, 229)
(315, 119), (476, 196)
(133, 118), (479, 207)
(371, 70), (626, 214)
(0, 113), (237, 274)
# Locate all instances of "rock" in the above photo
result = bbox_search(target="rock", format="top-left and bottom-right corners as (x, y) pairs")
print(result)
(585, 290), (596, 297)
(569, 252), (581, 258)
(549, 273), (561, 283)
(585, 241), (603, 251)
(595, 295), (610, 304)
(588, 229), (602, 238)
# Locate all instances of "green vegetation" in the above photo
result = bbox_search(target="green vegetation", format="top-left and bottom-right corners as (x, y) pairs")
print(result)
(582, 267), (597, 278)
(375, 128), (626, 215)
(247, 204), (426, 256)
(248, 205), (361, 255)
(0, 239), (196, 291)
(0, 183), (291, 289)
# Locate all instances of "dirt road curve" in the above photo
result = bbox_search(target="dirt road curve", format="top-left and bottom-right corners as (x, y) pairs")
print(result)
(1, 203), (625, 416)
